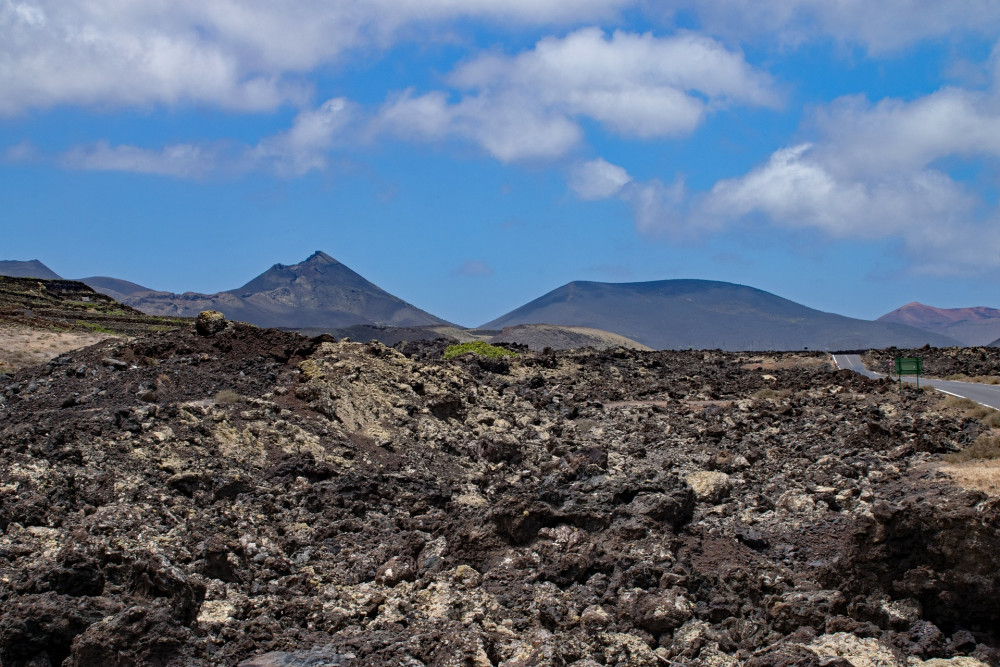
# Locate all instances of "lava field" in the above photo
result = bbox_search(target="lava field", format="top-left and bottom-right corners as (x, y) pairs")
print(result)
(1, 320), (998, 666)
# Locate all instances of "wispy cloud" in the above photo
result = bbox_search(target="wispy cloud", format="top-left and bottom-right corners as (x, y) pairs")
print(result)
(674, 0), (1000, 53)
(51, 97), (354, 179)
(59, 141), (220, 178)
(452, 260), (494, 277)
(247, 97), (355, 176)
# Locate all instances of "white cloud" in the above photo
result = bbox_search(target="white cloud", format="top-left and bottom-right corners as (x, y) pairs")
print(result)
(249, 97), (355, 175)
(622, 177), (689, 237)
(704, 143), (977, 237)
(699, 141), (1000, 273)
(59, 141), (218, 178)
(567, 157), (691, 237)
(377, 89), (584, 162)
(575, 84), (1000, 272)
(56, 98), (354, 178)
(809, 90), (1000, 177)
(375, 28), (778, 161)
(4, 0), (999, 115)
(0, 0), (636, 114)
(569, 158), (633, 200)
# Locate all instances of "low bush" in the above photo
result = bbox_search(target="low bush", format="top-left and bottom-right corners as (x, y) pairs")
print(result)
(444, 341), (517, 360)
(214, 389), (241, 405)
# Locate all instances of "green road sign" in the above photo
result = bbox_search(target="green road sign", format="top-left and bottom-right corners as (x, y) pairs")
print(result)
(894, 356), (922, 389)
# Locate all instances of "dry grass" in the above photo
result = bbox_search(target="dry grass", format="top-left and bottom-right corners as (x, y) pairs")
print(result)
(939, 396), (1000, 426)
(944, 432), (1000, 463)
(939, 459), (1000, 495)
(936, 396), (1000, 474)
(741, 355), (828, 370)
(214, 389), (241, 405)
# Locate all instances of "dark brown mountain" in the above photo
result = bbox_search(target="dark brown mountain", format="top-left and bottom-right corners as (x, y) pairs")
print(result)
(78, 276), (156, 303)
(121, 251), (451, 328)
(484, 279), (962, 351)
(0, 259), (62, 280)
(877, 302), (1000, 346)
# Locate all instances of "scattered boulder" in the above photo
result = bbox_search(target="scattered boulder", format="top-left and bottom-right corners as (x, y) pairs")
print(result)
(686, 470), (732, 504)
(195, 309), (227, 336)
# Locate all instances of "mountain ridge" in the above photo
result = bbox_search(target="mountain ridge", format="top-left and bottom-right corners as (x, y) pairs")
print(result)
(119, 250), (452, 329)
(484, 279), (961, 351)
(0, 259), (62, 280)
(0, 256), (984, 350)
(877, 301), (1000, 346)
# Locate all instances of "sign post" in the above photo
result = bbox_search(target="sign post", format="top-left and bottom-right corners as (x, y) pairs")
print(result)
(894, 356), (922, 391)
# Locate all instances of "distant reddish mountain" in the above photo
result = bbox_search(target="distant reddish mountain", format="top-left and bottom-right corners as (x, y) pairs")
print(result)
(878, 302), (1000, 346)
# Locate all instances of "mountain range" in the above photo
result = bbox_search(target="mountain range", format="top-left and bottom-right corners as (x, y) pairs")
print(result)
(2, 253), (992, 350)
(877, 302), (1000, 346)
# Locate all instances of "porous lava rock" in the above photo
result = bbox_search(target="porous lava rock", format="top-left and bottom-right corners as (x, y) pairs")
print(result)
(0, 328), (998, 666)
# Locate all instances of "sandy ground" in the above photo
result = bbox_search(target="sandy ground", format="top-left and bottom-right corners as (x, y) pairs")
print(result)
(0, 324), (111, 373)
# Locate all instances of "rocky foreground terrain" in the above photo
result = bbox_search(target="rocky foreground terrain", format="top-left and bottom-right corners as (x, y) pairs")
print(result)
(1, 317), (999, 666)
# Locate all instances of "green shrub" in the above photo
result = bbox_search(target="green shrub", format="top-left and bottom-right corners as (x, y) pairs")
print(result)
(444, 341), (517, 360)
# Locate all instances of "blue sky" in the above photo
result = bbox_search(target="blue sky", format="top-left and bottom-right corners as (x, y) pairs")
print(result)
(2, 1), (1000, 327)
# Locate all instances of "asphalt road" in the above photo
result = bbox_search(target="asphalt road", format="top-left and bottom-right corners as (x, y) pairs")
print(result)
(833, 354), (1000, 410)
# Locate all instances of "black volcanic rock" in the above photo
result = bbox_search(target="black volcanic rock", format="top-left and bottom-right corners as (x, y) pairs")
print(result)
(121, 251), (451, 329)
(484, 279), (962, 351)
(0, 259), (61, 280)
(2, 326), (999, 664)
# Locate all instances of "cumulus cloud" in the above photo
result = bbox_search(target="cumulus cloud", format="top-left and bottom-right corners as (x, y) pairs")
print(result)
(0, 0), (636, 114)
(568, 158), (691, 236)
(374, 28), (779, 162)
(693, 87), (1000, 272)
(573, 85), (1000, 273)
(4, 0), (999, 115)
(699, 141), (1000, 272)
